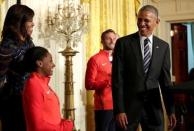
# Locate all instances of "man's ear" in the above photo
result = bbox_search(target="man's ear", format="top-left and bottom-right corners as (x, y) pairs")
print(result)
(156, 17), (160, 24)
(36, 60), (43, 67)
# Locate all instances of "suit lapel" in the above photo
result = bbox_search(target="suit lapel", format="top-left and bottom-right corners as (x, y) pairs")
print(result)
(149, 36), (160, 73)
(130, 33), (144, 74)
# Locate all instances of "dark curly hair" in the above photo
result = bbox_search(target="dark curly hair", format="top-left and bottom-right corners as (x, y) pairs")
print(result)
(23, 46), (49, 73)
(1, 4), (34, 43)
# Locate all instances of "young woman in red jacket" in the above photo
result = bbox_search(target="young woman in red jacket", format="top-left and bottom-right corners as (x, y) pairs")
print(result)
(22, 46), (73, 131)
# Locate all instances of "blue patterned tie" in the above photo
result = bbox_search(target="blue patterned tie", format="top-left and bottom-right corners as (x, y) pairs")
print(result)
(144, 38), (151, 74)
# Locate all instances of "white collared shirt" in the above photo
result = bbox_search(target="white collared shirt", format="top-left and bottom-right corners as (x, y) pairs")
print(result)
(140, 35), (153, 58)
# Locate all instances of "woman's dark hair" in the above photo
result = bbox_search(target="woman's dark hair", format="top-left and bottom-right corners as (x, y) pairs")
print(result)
(1, 4), (34, 43)
(23, 46), (49, 72)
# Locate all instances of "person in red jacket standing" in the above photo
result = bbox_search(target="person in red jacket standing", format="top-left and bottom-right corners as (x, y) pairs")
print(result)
(22, 46), (73, 131)
(85, 29), (118, 131)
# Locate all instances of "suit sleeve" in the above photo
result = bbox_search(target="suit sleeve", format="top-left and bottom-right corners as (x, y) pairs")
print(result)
(112, 39), (125, 114)
(159, 44), (175, 115)
(85, 57), (110, 90)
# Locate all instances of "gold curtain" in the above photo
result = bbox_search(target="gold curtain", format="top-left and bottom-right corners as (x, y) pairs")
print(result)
(82, 0), (141, 60)
(81, 0), (142, 131)
(0, 0), (3, 4)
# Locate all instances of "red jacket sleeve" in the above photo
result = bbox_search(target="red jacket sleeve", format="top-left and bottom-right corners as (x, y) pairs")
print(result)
(60, 119), (74, 131)
(85, 57), (110, 90)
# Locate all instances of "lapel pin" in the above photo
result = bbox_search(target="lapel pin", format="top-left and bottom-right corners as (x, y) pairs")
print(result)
(156, 46), (159, 48)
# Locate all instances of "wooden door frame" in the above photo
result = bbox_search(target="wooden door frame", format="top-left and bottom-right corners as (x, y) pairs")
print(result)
(171, 23), (188, 83)
(157, 17), (194, 82)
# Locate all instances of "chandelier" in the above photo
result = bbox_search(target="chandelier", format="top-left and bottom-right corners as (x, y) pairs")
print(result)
(46, 0), (89, 48)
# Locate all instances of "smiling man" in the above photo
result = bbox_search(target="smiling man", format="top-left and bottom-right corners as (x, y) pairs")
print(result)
(112, 5), (177, 131)
(85, 29), (117, 131)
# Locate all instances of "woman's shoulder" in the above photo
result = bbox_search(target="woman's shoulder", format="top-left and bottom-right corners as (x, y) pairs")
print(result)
(1, 37), (34, 49)
(0, 38), (34, 59)
(0, 38), (19, 54)
(1, 37), (18, 47)
(26, 38), (35, 47)
(0, 39), (16, 58)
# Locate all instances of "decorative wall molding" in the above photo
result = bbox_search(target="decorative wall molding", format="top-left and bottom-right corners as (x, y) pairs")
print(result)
(175, 0), (181, 13)
(151, 0), (160, 3)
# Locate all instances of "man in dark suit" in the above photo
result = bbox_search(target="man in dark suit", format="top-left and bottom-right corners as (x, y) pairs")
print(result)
(112, 5), (177, 131)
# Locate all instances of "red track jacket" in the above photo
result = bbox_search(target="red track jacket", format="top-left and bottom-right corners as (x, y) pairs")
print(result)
(85, 50), (113, 110)
(23, 72), (73, 131)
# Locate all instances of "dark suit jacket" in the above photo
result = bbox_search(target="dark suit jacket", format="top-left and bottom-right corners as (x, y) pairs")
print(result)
(112, 32), (174, 122)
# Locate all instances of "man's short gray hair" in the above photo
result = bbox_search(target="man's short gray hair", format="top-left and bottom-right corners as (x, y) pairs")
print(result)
(139, 5), (159, 18)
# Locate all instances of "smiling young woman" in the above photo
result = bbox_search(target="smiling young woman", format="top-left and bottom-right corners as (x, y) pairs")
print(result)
(22, 46), (73, 131)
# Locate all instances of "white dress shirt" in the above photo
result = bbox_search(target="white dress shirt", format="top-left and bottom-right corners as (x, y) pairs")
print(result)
(140, 35), (153, 58)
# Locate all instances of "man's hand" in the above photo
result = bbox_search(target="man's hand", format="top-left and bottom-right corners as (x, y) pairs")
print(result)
(168, 113), (177, 130)
(116, 113), (128, 130)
